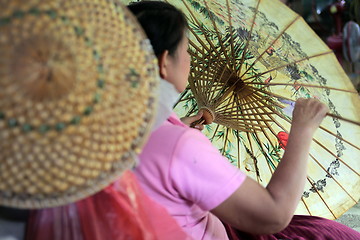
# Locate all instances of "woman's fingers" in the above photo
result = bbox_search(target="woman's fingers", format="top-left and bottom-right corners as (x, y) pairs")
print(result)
(181, 111), (204, 131)
(292, 98), (328, 133)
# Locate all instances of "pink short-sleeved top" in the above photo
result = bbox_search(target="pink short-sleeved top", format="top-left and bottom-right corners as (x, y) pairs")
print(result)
(134, 113), (246, 240)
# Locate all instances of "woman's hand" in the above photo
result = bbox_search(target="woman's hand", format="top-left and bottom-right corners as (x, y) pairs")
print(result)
(181, 111), (204, 131)
(291, 98), (329, 135)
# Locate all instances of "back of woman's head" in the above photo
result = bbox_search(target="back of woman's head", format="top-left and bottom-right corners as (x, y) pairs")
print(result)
(128, 1), (188, 57)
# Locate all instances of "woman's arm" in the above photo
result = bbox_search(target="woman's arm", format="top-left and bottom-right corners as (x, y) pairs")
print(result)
(211, 98), (328, 234)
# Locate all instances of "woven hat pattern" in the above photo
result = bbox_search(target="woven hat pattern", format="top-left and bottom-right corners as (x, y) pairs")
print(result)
(0, 0), (158, 208)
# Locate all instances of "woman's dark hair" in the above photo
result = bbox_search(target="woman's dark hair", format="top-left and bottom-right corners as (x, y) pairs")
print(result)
(128, 1), (188, 57)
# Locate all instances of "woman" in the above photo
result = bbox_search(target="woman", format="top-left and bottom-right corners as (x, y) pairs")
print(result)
(128, 1), (360, 240)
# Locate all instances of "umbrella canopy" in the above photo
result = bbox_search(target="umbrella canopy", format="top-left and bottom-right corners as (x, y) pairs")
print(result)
(125, 0), (360, 219)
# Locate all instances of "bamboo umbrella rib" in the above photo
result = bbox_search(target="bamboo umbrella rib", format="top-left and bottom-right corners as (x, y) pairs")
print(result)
(245, 97), (284, 163)
(202, 31), (258, 101)
(209, 70), (239, 106)
(220, 117), (271, 127)
(191, 71), (210, 103)
(233, 92), (264, 123)
(251, 90), (287, 111)
(218, 104), (272, 115)
(213, 86), (260, 111)
(312, 138), (360, 176)
(326, 113), (360, 126)
(202, 0), (233, 71)
(254, 87), (360, 126)
(239, 96), (276, 174)
(245, 130), (263, 183)
(238, 85), (288, 109)
(246, 98), (290, 134)
(189, 48), (219, 77)
(225, 0), (236, 71)
(230, 105), (275, 116)
(215, 90), (249, 112)
(174, 93), (191, 109)
(239, 15), (301, 81)
(319, 126), (360, 151)
(190, 59), (228, 98)
(237, 0), (261, 76)
(221, 114), (274, 122)
(208, 124), (220, 141)
(242, 51), (333, 82)
(187, 25), (215, 56)
(216, 83), (286, 112)
(191, 57), (218, 93)
(190, 54), (235, 103)
(249, 93), (297, 132)
(253, 130), (276, 175)
(215, 118), (265, 131)
(191, 71), (217, 105)
(188, 40), (228, 102)
(173, 89), (192, 108)
(184, 102), (198, 118)
(220, 97), (275, 117)
(233, 94), (244, 170)
(249, 92), (292, 125)
(245, 82), (358, 94)
(176, 95), (195, 103)
(188, 73), (201, 103)
(178, 6), (214, 55)
(190, 63), (216, 84)
(222, 111), (275, 117)
(231, 95), (262, 130)
(224, 93), (239, 121)
(239, 95), (277, 173)
(248, 95), (282, 124)
(218, 97), (241, 121)
(215, 92), (249, 112)
(199, 12), (239, 92)
(246, 98), (282, 140)
(309, 153), (358, 203)
(190, 60), (208, 97)
(253, 86), (360, 125)
(299, 197), (312, 218)
(188, 40), (221, 62)
(305, 177), (337, 219)
(236, 130), (241, 169)
(263, 112), (290, 133)
(179, 0), (225, 64)
(222, 128), (230, 155)
(189, 40), (207, 56)
(216, 90), (285, 114)
(189, 78), (201, 101)
(220, 94), (265, 130)
(229, 127), (260, 132)
(211, 76), (244, 107)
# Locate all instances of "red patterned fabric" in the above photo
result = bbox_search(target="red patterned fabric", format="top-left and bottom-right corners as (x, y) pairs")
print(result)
(26, 171), (189, 240)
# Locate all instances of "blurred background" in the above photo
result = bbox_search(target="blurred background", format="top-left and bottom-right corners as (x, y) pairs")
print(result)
(283, 0), (360, 93)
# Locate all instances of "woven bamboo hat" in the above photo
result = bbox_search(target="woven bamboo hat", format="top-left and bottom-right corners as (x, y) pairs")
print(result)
(0, 0), (159, 208)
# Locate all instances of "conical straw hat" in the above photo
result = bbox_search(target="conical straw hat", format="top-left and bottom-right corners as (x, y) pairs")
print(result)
(0, 0), (159, 208)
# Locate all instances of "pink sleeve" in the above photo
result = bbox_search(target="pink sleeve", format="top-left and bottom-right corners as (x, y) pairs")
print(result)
(170, 129), (246, 211)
